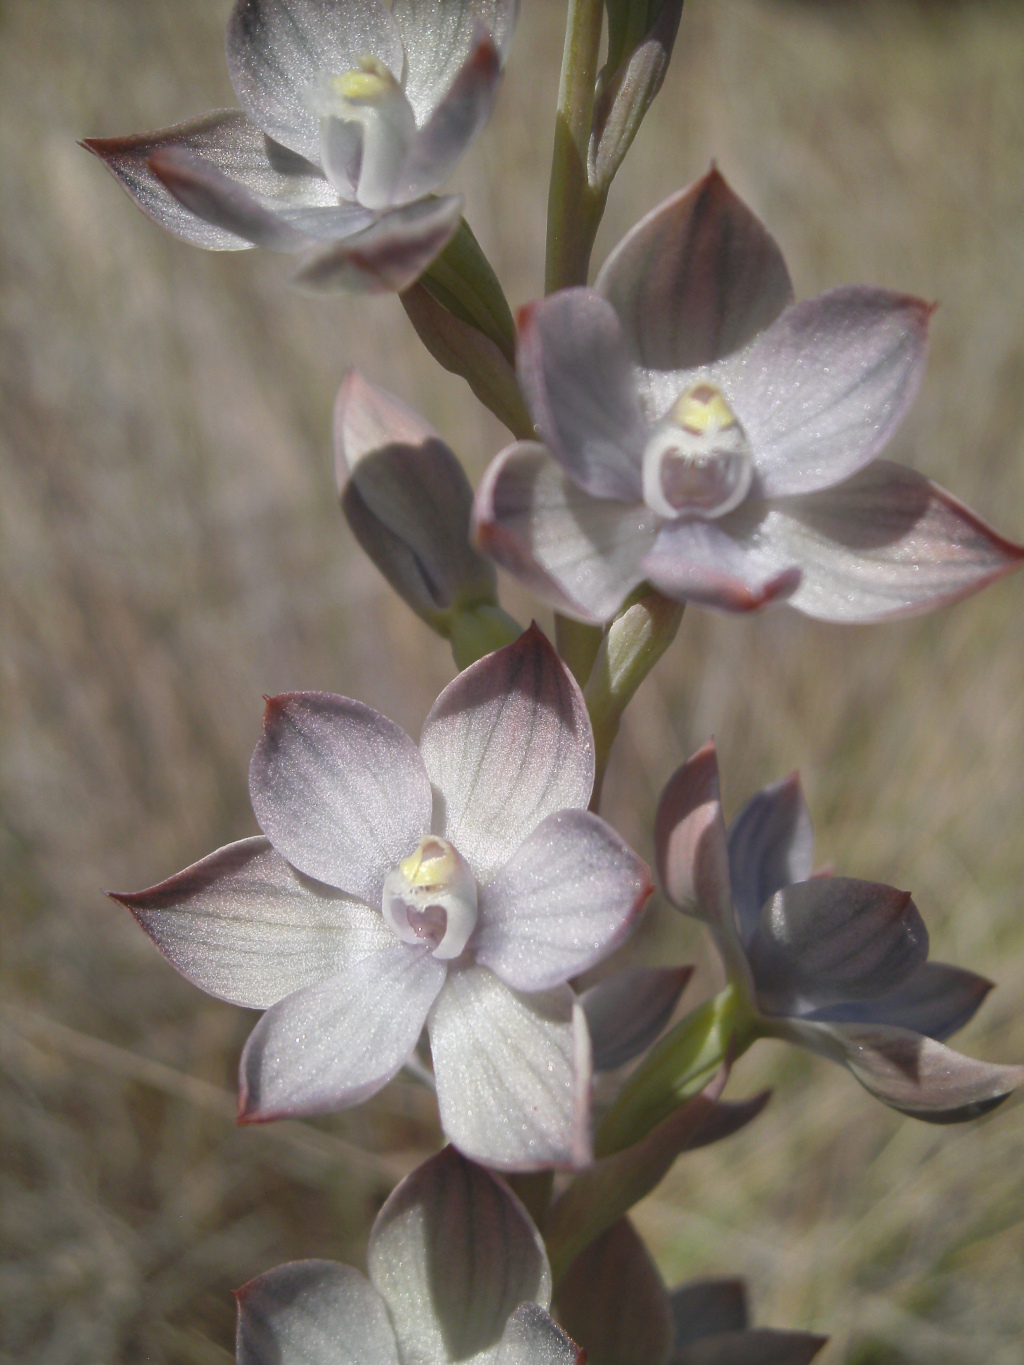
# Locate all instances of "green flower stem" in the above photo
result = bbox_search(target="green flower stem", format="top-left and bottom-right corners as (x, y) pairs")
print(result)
(448, 602), (524, 669)
(595, 982), (762, 1157)
(583, 589), (683, 810)
(555, 615), (604, 688)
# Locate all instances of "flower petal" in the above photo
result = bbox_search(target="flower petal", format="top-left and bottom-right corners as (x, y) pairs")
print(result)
(518, 290), (647, 501)
(420, 625), (594, 882)
(249, 691), (432, 905)
(236, 1262), (398, 1365)
(672, 1329), (827, 1365)
(494, 1303), (583, 1365)
(805, 961), (993, 1042)
(595, 169), (794, 372)
(428, 966), (591, 1169)
(669, 1279), (749, 1346)
(786, 1019), (1024, 1124)
(726, 774), (813, 945)
(293, 194), (463, 292)
(225, 0), (403, 164)
(473, 441), (655, 624)
(643, 518), (802, 614)
(557, 1219), (672, 1365)
(81, 111), (336, 250)
(581, 965), (693, 1072)
(368, 1145), (550, 1365)
(394, 0), (520, 123)
(474, 810), (652, 991)
(747, 878), (928, 1014)
(715, 286), (931, 498)
(238, 944), (446, 1121)
(110, 836), (392, 1009)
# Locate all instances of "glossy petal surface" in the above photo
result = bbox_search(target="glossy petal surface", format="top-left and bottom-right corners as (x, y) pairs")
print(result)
(727, 773), (814, 944)
(806, 961), (993, 1042)
(581, 965), (693, 1072)
(238, 945), (446, 1120)
(494, 1303), (583, 1365)
(557, 1219), (673, 1365)
(395, 0), (520, 121)
(428, 967), (590, 1169)
(644, 517), (802, 613)
(249, 692), (432, 905)
(236, 1262), (398, 1365)
(112, 836), (392, 1009)
(655, 742), (737, 947)
(293, 194), (463, 291)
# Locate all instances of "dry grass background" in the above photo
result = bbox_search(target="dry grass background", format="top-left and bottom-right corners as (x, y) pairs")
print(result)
(2, 0), (1023, 1361)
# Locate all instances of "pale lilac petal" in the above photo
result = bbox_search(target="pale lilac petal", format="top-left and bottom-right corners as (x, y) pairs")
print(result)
(595, 169), (794, 371)
(672, 1329), (827, 1365)
(518, 291), (647, 501)
(293, 194), (463, 292)
(226, 0), (403, 163)
(236, 1262), (398, 1365)
(473, 441), (655, 624)
(82, 111), (335, 250)
(806, 961), (993, 1043)
(557, 1219), (673, 1365)
(581, 965), (693, 1072)
(394, 0), (520, 122)
(494, 1303), (583, 1365)
(249, 692), (432, 905)
(420, 626), (594, 882)
(747, 878), (928, 1014)
(110, 836), (392, 1009)
(368, 1146), (550, 1365)
(785, 1019), (1024, 1123)
(727, 774), (813, 945)
(238, 944), (446, 1120)
(670, 1279), (749, 1346)
(713, 287), (931, 497)
(428, 966), (591, 1169)
(474, 810), (652, 991)
(643, 518), (801, 614)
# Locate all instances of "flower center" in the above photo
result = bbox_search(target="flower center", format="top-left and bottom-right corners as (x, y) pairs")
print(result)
(381, 835), (478, 961)
(320, 55), (416, 210)
(641, 383), (753, 521)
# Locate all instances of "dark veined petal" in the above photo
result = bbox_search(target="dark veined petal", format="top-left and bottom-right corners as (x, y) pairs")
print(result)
(805, 960), (993, 1042)
(368, 1146), (550, 1365)
(110, 836), (393, 1009)
(670, 1279), (749, 1347)
(671, 1328), (827, 1365)
(517, 291), (648, 502)
(394, 0), (520, 123)
(236, 1262), (398, 1365)
(420, 625), (594, 883)
(494, 1303), (584, 1365)
(293, 194), (463, 292)
(581, 965), (693, 1072)
(226, 0), (403, 164)
(428, 967), (591, 1170)
(473, 441), (655, 624)
(556, 1219), (673, 1365)
(643, 517), (802, 614)
(238, 944), (446, 1121)
(727, 773), (814, 945)
(82, 111), (336, 250)
(747, 877), (928, 1014)
(596, 169), (794, 371)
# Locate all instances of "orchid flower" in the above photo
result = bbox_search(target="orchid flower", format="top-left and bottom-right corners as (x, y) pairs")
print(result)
(236, 1146), (582, 1365)
(474, 168), (1023, 620)
(83, 0), (518, 293)
(111, 627), (651, 1169)
(655, 741), (1024, 1122)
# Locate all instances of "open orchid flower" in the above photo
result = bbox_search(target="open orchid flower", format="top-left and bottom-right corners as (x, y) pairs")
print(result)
(655, 741), (1024, 1122)
(556, 1217), (827, 1365)
(83, 0), (518, 292)
(474, 168), (1024, 620)
(237, 1146), (583, 1365)
(111, 627), (651, 1169)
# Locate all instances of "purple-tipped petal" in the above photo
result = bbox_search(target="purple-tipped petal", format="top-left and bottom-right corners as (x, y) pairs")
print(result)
(110, 836), (392, 1009)
(395, 0), (520, 123)
(727, 774), (814, 945)
(557, 1219), (672, 1365)
(716, 287), (931, 498)
(643, 518), (802, 614)
(236, 1262), (398, 1365)
(473, 441), (655, 624)
(370, 1146), (550, 1364)
(428, 967), (591, 1170)
(672, 1329), (828, 1365)
(596, 169), (794, 371)
(518, 291), (648, 502)
(82, 111), (336, 250)
(806, 960), (993, 1042)
(581, 965), (694, 1072)
(293, 194), (463, 292)
(238, 944), (446, 1121)
(249, 692), (432, 905)
(226, 0), (403, 164)
(670, 1279), (749, 1346)
(787, 1018), (1024, 1123)
(747, 878), (928, 1014)
(420, 625), (594, 882)
(474, 810), (652, 992)
(496, 1303), (584, 1365)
